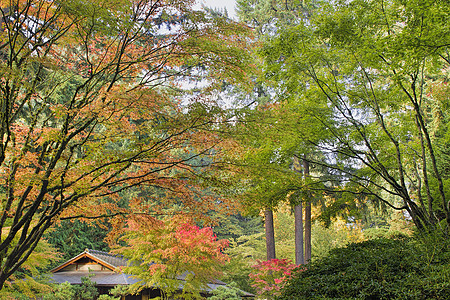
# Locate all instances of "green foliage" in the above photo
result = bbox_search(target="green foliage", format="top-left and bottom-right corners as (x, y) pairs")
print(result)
(42, 275), (99, 300)
(222, 233), (266, 294)
(273, 209), (296, 261)
(260, 0), (450, 231)
(43, 282), (76, 300)
(0, 239), (60, 299)
(236, 0), (318, 36)
(211, 213), (265, 293)
(45, 220), (110, 264)
(219, 210), (304, 293)
(278, 235), (450, 299)
(311, 221), (360, 260)
(214, 213), (264, 243)
(73, 275), (99, 300)
(208, 282), (245, 300)
(97, 295), (120, 300)
(107, 285), (130, 299)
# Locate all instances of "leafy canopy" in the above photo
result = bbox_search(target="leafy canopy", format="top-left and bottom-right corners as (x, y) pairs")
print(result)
(0, 0), (253, 288)
(260, 0), (450, 231)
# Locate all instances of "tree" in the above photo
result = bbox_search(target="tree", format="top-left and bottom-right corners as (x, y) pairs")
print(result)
(249, 258), (298, 299)
(0, 0), (252, 288)
(236, 0), (315, 36)
(261, 0), (450, 232)
(0, 238), (60, 299)
(45, 219), (110, 263)
(264, 208), (276, 260)
(234, 0), (308, 264)
(234, 0), (321, 265)
(43, 282), (75, 300)
(112, 214), (229, 299)
(302, 158), (311, 263)
(219, 99), (327, 266)
(292, 157), (304, 265)
(208, 282), (245, 300)
(222, 232), (266, 294)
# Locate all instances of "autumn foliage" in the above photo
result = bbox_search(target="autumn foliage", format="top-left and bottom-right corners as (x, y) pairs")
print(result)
(113, 214), (229, 299)
(249, 258), (299, 298)
(0, 0), (252, 288)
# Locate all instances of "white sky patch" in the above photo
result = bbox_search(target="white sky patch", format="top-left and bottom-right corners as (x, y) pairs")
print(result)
(194, 0), (237, 19)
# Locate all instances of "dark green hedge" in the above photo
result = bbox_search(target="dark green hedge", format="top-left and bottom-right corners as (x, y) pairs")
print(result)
(278, 235), (450, 300)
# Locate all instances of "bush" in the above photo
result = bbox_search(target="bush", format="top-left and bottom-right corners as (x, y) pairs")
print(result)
(278, 235), (450, 300)
(208, 282), (245, 300)
(249, 259), (299, 298)
(43, 275), (99, 300)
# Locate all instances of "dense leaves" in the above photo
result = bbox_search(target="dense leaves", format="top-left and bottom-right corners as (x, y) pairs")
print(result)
(261, 0), (450, 231)
(0, 0), (252, 288)
(0, 238), (60, 299)
(45, 220), (110, 263)
(249, 258), (298, 298)
(278, 235), (450, 299)
(2, 0), (450, 298)
(112, 214), (229, 299)
(209, 282), (245, 300)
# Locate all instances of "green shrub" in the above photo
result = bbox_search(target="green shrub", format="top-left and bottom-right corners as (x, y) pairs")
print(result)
(42, 275), (99, 300)
(278, 235), (450, 300)
(208, 282), (245, 300)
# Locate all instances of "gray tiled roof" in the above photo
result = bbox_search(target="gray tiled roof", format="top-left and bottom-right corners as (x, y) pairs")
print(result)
(50, 249), (129, 273)
(50, 271), (254, 297)
(86, 249), (128, 268)
(50, 249), (255, 297)
(50, 271), (140, 286)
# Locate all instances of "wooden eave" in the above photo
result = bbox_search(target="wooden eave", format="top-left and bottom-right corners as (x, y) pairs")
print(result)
(50, 250), (116, 273)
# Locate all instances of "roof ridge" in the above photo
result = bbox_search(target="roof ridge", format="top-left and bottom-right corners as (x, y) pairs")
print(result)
(51, 249), (129, 273)
(88, 249), (125, 259)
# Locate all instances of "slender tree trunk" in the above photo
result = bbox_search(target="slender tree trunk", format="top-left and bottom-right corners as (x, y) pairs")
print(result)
(304, 201), (311, 262)
(293, 156), (305, 265)
(294, 203), (304, 265)
(264, 208), (276, 260)
(303, 157), (312, 263)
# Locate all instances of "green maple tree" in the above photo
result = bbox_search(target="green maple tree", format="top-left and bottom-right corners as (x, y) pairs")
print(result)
(261, 0), (450, 231)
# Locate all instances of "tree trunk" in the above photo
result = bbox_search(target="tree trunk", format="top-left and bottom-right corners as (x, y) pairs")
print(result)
(303, 157), (312, 263)
(294, 203), (304, 265)
(304, 201), (311, 263)
(293, 156), (305, 265)
(264, 208), (276, 260)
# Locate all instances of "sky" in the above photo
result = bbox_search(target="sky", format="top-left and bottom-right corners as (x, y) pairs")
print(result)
(197, 0), (238, 19)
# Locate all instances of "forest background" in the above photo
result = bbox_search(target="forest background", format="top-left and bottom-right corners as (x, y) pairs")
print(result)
(0, 0), (449, 299)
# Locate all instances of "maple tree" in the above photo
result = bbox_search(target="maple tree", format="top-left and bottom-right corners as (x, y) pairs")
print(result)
(233, 0), (323, 265)
(260, 0), (450, 232)
(0, 0), (252, 288)
(0, 237), (60, 299)
(215, 101), (323, 263)
(112, 214), (229, 299)
(249, 258), (299, 299)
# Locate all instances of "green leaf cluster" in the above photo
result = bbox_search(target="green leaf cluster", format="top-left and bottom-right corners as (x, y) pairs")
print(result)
(259, 0), (450, 231)
(208, 282), (245, 300)
(45, 220), (110, 264)
(278, 234), (450, 299)
(42, 275), (100, 300)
